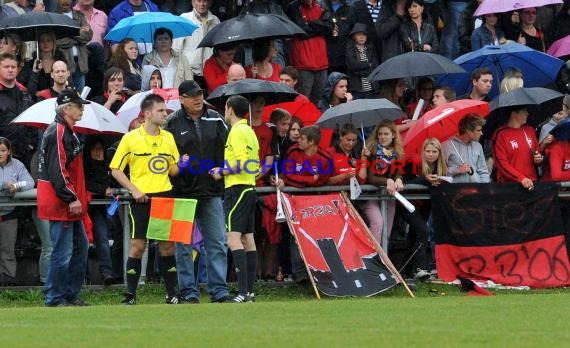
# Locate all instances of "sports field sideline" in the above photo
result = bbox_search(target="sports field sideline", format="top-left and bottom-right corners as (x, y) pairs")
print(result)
(0, 283), (568, 347)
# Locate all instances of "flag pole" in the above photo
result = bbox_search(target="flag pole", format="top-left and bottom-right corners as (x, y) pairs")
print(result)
(280, 192), (321, 299)
(341, 192), (415, 298)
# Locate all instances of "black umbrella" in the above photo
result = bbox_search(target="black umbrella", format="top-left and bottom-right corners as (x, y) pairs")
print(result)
(368, 51), (466, 81)
(0, 12), (80, 41)
(316, 99), (404, 129)
(483, 87), (564, 136)
(205, 79), (298, 110)
(197, 13), (307, 48)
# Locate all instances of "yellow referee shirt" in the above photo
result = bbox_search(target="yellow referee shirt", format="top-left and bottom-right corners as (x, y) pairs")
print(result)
(110, 125), (180, 194)
(224, 119), (260, 188)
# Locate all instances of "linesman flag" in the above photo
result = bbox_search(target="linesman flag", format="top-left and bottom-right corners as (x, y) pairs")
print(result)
(146, 197), (197, 244)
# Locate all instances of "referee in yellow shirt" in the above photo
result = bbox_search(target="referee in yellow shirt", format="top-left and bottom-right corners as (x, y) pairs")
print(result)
(110, 94), (181, 305)
(211, 95), (260, 303)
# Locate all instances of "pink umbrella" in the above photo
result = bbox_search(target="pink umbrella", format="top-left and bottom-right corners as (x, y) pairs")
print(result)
(547, 35), (570, 58)
(474, 0), (563, 16)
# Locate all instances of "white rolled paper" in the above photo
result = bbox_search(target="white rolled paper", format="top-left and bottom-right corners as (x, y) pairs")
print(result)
(394, 191), (415, 213)
(80, 86), (91, 99)
(411, 99), (425, 121)
(350, 176), (362, 200)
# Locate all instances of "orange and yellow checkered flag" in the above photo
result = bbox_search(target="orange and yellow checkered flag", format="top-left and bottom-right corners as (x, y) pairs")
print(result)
(146, 197), (197, 244)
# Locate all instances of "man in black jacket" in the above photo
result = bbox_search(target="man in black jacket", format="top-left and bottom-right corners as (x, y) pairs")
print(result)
(165, 80), (231, 303)
(0, 52), (35, 169)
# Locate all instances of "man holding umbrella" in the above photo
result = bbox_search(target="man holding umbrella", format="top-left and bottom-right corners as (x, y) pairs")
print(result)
(493, 106), (543, 190)
(107, 0), (158, 43)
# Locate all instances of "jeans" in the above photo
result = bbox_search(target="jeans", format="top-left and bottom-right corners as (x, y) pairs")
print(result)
(44, 220), (89, 306)
(440, 1), (468, 59)
(89, 205), (113, 277)
(176, 197), (228, 301)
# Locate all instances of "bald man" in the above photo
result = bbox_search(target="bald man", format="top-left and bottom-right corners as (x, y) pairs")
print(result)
(227, 64), (246, 83)
(36, 60), (71, 101)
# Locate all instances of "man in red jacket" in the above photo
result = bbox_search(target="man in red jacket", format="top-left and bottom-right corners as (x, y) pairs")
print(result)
(286, 0), (332, 104)
(284, 125), (333, 187)
(37, 89), (90, 307)
(493, 105), (544, 190)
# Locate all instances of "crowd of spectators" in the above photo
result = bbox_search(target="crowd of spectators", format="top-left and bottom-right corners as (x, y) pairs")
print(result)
(0, 0), (569, 293)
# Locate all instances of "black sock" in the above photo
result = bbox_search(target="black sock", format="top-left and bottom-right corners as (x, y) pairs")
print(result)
(126, 257), (141, 295)
(246, 250), (257, 294)
(160, 255), (177, 297)
(231, 249), (247, 295)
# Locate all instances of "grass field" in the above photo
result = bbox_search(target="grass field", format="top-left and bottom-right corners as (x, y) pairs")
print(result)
(0, 283), (568, 347)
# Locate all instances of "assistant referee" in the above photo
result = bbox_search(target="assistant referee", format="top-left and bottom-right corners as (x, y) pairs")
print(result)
(211, 95), (260, 303)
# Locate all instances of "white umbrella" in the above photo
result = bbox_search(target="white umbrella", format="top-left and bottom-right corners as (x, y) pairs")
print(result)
(12, 98), (128, 135)
(116, 88), (181, 128)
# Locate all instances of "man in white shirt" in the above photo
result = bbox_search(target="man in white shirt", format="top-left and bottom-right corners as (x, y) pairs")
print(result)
(172, 0), (220, 90)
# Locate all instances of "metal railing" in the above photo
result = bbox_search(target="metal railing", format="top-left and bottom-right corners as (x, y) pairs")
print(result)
(4, 182), (570, 284)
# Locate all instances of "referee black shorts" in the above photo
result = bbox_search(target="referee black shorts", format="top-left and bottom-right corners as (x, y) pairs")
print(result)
(224, 185), (256, 234)
(128, 191), (172, 240)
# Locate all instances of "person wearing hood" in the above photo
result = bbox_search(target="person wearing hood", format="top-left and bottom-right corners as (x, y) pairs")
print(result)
(345, 23), (378, 100)
(140, 65), (163, 91)
(317, 71), (352, 112)
(442, 114), (490, 183)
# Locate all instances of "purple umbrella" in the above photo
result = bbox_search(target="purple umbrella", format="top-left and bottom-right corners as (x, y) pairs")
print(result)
(474, 0), (563, 16)
(547, 35), (570, 58)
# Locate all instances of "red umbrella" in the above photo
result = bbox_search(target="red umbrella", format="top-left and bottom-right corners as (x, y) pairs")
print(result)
(403, 100), (490, 160)
(261, 99), (321, 125)
(261, 99), (333, 147)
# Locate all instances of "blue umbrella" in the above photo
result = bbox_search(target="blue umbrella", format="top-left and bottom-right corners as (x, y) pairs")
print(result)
(104, 12), (198, 44)
(437, 43), (565, 99)
(550, 118), (570, 142)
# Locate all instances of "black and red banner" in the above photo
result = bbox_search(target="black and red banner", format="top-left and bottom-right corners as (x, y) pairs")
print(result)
(432, 183), (570, 288)
(282, 193), (400, 297)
